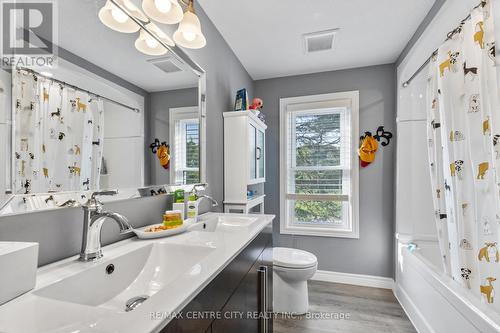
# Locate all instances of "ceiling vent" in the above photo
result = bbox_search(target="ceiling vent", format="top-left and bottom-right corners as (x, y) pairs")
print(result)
(147, 56), (184, 74)
(303, 29), (339, 53)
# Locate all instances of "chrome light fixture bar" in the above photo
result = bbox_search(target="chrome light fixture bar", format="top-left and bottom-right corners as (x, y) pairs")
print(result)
(99, 0), (206, 53)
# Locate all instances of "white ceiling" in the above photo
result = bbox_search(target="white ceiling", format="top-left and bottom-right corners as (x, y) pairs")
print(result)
(51, 1), (198, 92)
(197, 0), (436, 80)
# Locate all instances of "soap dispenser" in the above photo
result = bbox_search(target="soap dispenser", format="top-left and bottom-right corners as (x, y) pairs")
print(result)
(172, 189), (185, 220)
(186, 192), (199, 220)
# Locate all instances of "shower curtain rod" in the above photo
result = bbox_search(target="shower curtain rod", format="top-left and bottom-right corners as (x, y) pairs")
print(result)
(17, 67), (141, 113)
(401, 1), (485, 88)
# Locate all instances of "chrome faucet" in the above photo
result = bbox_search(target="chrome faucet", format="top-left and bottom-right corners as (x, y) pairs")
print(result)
(80, 190), (133, 261)
(196, 194), (219, 207)
(182, 186), (219, 221)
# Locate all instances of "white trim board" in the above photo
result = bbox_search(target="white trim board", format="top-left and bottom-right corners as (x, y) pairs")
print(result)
(393, 284), (432, 333)
(168, 106), (199, 184)
(312, 270), (394, 290)
(279, 91), (360, 239)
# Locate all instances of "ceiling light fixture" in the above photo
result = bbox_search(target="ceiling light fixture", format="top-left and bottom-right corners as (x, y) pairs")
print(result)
(142, 0), (183, 24)
(173, 0), (206, 49)
(98, 0), (147, 33)
(135, 29), (168, 55)
(98, 0), (206, 53)
(135, 23), (174, 56)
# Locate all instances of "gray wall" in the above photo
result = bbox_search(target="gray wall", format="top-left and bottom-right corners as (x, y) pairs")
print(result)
(254, 64), (396, 278)
(396, 0), (446, 66)
(148, 87), (198, 185)
(177, 4), (254, 208)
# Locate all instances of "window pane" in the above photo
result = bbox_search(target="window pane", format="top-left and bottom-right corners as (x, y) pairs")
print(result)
(290, 170), (343, 194)
(185, 122), (199, 168)
(295, 113), (341, 167)
(291, 200), (344, 225)
(183, 170), (199, 184)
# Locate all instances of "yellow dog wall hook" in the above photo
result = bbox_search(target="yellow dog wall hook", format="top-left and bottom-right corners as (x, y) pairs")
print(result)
(150, 138), (170, 170)
(358, 126), (393, 168)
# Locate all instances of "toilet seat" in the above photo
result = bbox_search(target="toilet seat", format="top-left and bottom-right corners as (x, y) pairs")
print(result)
(273, 247), (317, 269)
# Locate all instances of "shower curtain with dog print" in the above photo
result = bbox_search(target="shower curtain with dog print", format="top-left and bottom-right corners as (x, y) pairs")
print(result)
(427, 1), (500, 309)
(13, 69), (104, 194)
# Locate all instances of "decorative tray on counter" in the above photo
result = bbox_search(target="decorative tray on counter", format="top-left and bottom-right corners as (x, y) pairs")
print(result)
(133, 223), (188, 239)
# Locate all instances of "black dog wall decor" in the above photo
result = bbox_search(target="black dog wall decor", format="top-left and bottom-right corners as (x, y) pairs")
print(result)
(358, 126), (393, 168)
(360, 126), (393, 147)
(149, 138), (168, 154)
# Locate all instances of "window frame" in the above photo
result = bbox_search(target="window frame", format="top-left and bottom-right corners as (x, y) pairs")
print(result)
(279, 91), (359, 238)
(169, 106), (200, 185)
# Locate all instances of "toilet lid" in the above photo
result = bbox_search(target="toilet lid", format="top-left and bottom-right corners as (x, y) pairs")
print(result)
(273, 247), (317, 269)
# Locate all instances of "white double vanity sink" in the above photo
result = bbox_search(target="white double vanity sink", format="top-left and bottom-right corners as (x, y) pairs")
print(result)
(0, 213), (274, 333)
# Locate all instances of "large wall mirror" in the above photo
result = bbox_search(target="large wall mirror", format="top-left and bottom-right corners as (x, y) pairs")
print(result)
(0, 0), (206, 215)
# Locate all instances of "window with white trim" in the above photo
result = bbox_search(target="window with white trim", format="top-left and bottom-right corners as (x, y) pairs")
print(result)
(169, 107), (200, 185)
(280, 92), (359, 238)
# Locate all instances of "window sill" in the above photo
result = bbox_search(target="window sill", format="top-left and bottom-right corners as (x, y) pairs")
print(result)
(280, 225), (359, 239)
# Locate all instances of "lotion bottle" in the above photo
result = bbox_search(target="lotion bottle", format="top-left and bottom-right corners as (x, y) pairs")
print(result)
(186, 193), (199, 221)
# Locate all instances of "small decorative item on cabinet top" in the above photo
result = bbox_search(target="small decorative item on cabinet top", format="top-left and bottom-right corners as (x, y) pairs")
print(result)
(234, 88), (248, 111)
(249, 97), (266, 123)
(249, 98), (263, 110)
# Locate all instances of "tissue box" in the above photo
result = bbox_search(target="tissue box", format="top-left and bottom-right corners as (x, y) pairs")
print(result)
(0, 242), (38, 305)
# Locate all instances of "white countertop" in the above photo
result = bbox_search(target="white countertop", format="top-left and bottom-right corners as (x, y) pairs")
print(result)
(0, 213), (274, 333)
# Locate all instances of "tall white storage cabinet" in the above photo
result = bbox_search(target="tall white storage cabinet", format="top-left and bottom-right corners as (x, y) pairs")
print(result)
(223, 111), (266, 213)
(395, 66), (435, 242)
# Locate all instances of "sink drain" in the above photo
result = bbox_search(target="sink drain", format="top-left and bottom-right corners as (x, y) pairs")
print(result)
(125, 295), (149, 312)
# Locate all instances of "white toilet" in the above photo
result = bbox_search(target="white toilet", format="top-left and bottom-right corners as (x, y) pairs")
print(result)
(272, 247), (318, 314)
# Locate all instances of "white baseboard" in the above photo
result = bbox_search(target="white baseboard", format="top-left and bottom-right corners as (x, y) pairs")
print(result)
(311, 270), (395, 290)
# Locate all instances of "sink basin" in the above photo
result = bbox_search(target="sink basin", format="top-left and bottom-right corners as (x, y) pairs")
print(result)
(34, 243), (215, 312)
(189, 218), (219, 232)
(218, 215), (258, 228)
(190, 215), (259, 233)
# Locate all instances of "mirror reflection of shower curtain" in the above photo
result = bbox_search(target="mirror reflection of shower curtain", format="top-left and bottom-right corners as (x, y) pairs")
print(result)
(427, 2), (500, 310)
(13, 70), (104, 194)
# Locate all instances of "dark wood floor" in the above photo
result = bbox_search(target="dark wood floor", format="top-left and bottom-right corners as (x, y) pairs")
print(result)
(273, 281), (416, 333)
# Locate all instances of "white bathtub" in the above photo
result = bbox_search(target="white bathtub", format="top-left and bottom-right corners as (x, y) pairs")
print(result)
(395, 240), (500, 333)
